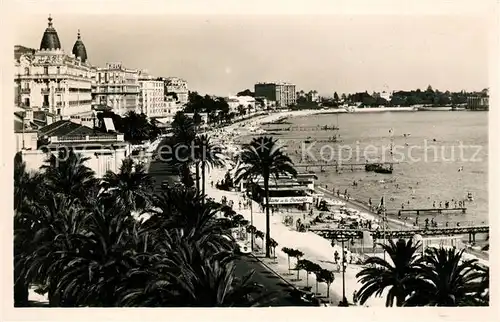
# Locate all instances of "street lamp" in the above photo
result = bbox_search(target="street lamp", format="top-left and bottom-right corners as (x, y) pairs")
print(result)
(332, 235), (350, 306)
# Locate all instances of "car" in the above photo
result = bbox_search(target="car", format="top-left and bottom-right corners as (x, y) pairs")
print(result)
(236, 241), (251, 254)
(161, 180), (170, 189)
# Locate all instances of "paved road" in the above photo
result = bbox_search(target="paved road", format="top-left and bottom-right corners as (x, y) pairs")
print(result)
(233, 255), (316, 307)
(147, 138), (181, 192)
(148, 138), (315, 306)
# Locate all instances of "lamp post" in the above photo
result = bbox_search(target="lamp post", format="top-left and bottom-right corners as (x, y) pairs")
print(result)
(332, 235), (350, 306)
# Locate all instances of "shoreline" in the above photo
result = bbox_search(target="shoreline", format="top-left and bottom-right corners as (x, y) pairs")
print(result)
(219, 110), (489, 265)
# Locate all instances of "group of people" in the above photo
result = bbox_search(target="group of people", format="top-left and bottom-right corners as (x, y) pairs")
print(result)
(432, 199), (466, 209)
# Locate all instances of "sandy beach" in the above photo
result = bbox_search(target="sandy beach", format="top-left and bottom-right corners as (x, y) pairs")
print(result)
(203, 108), (488, 306)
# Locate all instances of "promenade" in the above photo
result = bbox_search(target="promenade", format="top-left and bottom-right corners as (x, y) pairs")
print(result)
(206, 167), (387, 307)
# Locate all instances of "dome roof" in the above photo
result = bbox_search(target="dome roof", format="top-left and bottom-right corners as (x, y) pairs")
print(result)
(40, 15), (62, 50)
(72, 30), (88, 63)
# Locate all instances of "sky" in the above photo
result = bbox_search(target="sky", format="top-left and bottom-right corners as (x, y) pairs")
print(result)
(15, 13), (491, 97)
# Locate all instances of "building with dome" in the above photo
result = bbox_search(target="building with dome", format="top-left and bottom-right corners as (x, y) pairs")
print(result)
(14, 15), (94, 126)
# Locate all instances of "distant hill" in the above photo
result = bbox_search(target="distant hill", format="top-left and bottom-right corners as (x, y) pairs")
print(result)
(14, 45), (36, 61)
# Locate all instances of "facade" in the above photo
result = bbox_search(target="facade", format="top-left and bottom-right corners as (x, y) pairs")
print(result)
(21, 120), (129, 178)
(14, 16), (94, 123)
(225, 95), (256, 114)
(93, 62), (141, 116)
(306, 90), (320, 102)
(163, 77), (189, 104)
(139, 76), (167, 117)
(254, 82), (296, 108)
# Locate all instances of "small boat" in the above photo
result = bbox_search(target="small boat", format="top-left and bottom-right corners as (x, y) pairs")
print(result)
(365, 163), (380, 172)
(374, 166), (393, 174)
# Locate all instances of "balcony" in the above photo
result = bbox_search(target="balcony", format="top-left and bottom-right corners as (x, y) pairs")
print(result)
(20, 88), (31, 94)
(55, 87), (64, 93)
(56, 102), (63, 107)
(41, 88), (50, 94)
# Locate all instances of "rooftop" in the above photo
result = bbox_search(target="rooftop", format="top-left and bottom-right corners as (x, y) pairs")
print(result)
(39, 120), (114, 138)
(40, 15), (61, 51)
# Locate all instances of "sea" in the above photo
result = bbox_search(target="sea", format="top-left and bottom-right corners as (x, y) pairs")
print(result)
(241, 111), (488, 226)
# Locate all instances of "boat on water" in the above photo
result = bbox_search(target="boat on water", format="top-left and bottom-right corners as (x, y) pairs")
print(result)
(416, 106), (452, 111)
(365, 163), (393, 174)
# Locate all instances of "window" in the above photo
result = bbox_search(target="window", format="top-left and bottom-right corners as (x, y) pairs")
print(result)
(24, 67), (29, 75)
(57, 66), (60, 74)
(44, 66), (49, 75)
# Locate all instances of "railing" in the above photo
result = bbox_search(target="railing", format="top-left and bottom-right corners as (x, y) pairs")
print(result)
(41, 88), (50, 94)
(20, 88), (31, 94)
(50, 133), (125, 143)
(56, 102), (63, 107)
(55, 87), (64, 93)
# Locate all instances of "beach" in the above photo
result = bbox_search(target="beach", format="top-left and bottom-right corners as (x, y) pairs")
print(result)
(203, 109), (489, 305)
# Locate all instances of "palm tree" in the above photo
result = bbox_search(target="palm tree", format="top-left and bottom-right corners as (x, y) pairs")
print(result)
(356, 238), (422, 307)
(101, 158), (154, 211)
(195, 134), (225, 203)
(235, 136), (297, 258)
(171, 112), (197, 189)
(405, 247), (485, 306)
(15, 194), (89, 306)
(40, 148), (97, 203)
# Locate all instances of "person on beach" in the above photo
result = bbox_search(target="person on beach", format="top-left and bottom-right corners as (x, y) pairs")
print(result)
(401, 203), (405, 210)
(439, 201), (442, 208)
(433, 201), (436, 208)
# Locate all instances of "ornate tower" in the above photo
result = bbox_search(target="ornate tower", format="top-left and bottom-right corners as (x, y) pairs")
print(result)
(72, 29), (88, 63)
(39, 14), (62, 50)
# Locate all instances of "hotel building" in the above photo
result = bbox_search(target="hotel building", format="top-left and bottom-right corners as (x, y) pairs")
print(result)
(93, 62), (141, 116)
(14, 16), (94, 124)
(254, 82), (297, 108)
(162, 77), (189, 104)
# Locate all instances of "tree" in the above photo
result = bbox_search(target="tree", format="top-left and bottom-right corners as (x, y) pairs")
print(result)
(405, 247), (485, 306)
(290, 249), (304, 281)
(255, 230), (265, 250)
(317, 269), (335, 299)
(269, 238), (278, 259)
(281, 247), (293, 274)
(236, 89), (254, 97)
(195, 134), (225, 203)
(101, 158), (154, 211)
(235, 136), (297, 258)
(246, 225), (257, 251)
(40, 148), (97, 204)
(355, 238), (423, 307)
(297, 259), (315, 288)
(333, 92), (339, 102)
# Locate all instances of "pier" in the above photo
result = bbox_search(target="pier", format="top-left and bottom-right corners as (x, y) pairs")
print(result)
(388, 207), (467, 216)
(263, 125), (340, 132)
(309, 225), (489, 242)
(293, 161), (398, 172)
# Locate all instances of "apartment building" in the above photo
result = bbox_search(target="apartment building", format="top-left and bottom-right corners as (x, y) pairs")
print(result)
(254, 82), (296, 108)
(162, 77), (189, 104)
(93, 62), (140, 116)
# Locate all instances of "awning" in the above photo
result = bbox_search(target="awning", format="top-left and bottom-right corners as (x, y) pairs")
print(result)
(103, 117), (116, 132)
